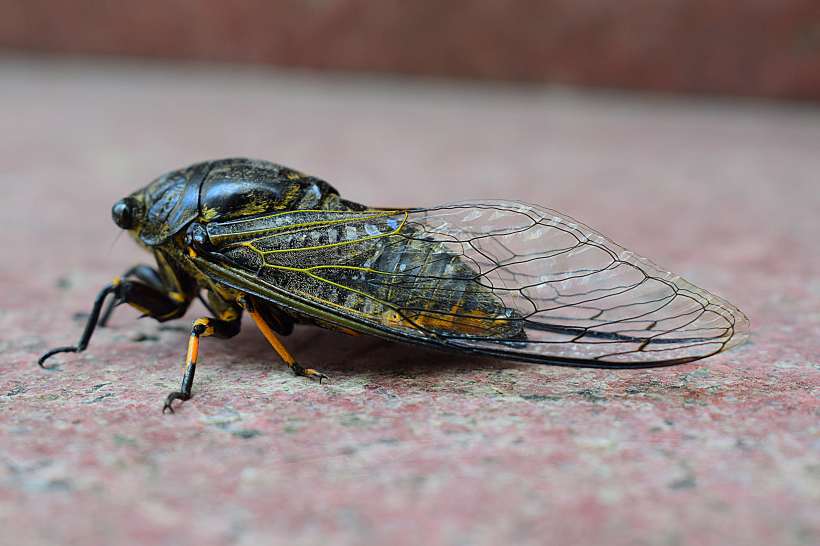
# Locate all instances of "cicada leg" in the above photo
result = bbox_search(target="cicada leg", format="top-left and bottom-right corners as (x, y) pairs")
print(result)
(99, 265), (165, 326)
(99, 264), (214, 327)
(38, 282), (119, 367)
(237, 294), (328, 384)
(38, 277), (191, 368)
(163, 316), (241, 413)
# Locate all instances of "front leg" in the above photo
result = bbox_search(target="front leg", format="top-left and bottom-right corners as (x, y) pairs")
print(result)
(99, 264), (170, 326)
(38, 277), (191, 367)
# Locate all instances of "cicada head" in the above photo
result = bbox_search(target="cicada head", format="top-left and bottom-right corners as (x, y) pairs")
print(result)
(111, 160), (210, 248)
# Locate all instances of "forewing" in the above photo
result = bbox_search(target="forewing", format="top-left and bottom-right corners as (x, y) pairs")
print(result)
(196, 201), (749, 367)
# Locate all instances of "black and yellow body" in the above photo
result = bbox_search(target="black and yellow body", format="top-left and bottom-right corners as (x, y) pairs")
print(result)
(39, 158), (749, 412)
(40, 159), (379, 411)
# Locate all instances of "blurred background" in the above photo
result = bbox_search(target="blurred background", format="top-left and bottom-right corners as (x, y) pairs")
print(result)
(2, 0), (820, 101)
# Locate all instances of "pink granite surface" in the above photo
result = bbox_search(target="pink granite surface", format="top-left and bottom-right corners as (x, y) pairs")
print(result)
(0, 56), (818, 545)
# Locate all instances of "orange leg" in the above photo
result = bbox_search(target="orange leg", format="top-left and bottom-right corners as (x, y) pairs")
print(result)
(238, 294), (328, 383)
(163, 317), (239, 413)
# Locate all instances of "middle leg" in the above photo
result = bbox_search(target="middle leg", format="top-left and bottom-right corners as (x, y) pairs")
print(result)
(163, 316), (242, 413)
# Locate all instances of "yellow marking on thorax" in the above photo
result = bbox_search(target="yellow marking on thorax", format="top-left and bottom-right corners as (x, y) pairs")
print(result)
(200, 206), (219, 222)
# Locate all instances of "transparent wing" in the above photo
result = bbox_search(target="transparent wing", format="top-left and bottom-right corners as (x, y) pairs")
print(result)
(196, 201), (749, 368)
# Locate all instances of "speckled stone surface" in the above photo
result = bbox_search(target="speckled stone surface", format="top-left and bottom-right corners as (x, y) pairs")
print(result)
(1, 56), (818, 546)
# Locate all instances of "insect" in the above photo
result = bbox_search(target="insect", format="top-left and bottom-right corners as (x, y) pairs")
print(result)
(39, 158), (749, 412)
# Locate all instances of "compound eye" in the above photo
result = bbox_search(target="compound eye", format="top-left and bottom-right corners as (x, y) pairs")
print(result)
(112, 198), (136, 229)
(185, 223), (214, 251)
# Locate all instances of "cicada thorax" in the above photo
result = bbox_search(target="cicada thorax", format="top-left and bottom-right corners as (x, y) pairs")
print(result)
(196, 159), (372, 224)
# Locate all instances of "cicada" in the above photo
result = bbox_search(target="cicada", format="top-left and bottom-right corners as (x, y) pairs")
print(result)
(39, 158), (749, 412)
